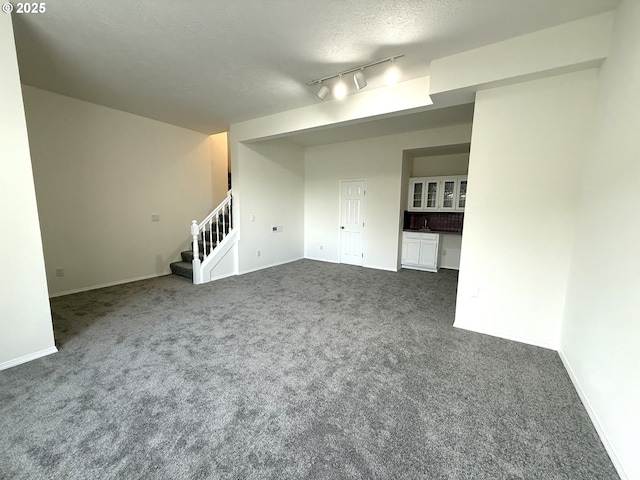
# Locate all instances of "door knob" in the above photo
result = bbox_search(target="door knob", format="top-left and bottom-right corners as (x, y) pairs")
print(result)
(340, 226), (345, 229)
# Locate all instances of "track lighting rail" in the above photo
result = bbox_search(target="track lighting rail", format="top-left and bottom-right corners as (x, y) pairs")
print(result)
(306, 54), (404, 86)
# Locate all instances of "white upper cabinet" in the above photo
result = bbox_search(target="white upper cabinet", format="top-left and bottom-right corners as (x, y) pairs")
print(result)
(407, 175), (468, 212)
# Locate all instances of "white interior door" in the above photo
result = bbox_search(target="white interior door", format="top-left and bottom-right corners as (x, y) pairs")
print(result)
(340, 180), (366, 266)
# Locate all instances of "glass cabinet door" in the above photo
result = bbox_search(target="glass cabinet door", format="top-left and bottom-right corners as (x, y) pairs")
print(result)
(410, 181), (424, 210)
(457, 179), (467, 210)
(441, 179), (456, 209)
(425, 181), (439, 209)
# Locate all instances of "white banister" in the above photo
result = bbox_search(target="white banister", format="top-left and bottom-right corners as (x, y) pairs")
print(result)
(191, 190), (233, 284)
(191, 220), (202, 284)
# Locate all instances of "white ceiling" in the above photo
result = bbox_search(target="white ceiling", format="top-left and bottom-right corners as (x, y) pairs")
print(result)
(286, 103), (475, 147)
(12, 0), (618, 135)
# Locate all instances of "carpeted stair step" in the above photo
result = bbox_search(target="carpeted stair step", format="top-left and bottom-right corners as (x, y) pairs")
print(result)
(169, 209), (232, 280)
(180, 250), (204, 262)
(169, 261), (193, 280)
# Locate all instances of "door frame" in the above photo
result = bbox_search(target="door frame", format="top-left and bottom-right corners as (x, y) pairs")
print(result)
(338, 178), (367, 266)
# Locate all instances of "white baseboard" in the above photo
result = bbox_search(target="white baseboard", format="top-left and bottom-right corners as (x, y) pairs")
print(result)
(304, 257), (397, 272)
(400, 264), (437, 273)
(452, 322), (558, 351)
(209, 271), (237, 282)
(0, 346), (58, 371)
(49, 272), (169, 298)
(558, 349), (628, 480)
(303, 256), (339, 264)
(239, 257), (304, 276)
(363, 264), (399, 272)
(439, 263), (460, 270)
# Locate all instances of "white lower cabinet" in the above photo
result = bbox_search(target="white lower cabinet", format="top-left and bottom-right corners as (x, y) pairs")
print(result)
(401, 232), (440, 272)
(403, 238), (421, 265)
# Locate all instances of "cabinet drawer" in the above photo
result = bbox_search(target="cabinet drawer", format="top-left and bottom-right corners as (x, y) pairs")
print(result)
(419, 233), (438, 241)
(404, 232), (438, 241)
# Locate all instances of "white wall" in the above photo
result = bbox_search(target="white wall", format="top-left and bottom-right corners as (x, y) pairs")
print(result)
(560, 1), (640, 478)
(234, 139), (304, 273)
(430, 12), (613, 104)
(0, 16), (56, 369)
(399, 152), (413, 269)
(210, 131), (229, 206)
(454, 69), (599, 349)
(412, 153), (469, 177)
(304, 125), (473, 271)
(22, 86), (217, 295)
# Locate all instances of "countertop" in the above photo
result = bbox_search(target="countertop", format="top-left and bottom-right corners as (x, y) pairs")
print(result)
(403, 229), (462, 236)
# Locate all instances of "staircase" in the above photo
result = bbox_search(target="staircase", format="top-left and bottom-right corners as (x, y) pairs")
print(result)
(170, 190), (236, 284)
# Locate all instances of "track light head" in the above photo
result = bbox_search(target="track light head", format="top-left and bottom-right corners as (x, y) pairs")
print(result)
(316, 84), (329, 100)
(384, 60), (400, 85)
(333, 75), (347, 99)
(353, 70), (367, 90)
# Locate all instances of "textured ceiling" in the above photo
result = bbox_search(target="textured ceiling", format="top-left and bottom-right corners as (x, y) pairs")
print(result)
(12, 0), (618, 134)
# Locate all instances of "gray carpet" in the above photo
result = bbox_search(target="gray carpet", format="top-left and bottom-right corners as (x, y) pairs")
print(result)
(0, 260), (618, 479)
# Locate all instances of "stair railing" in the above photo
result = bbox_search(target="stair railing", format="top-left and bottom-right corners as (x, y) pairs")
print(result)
(190, 189), (233, 284)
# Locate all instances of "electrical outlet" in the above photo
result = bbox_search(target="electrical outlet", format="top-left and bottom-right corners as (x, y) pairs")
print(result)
(320, 245), (323, 250)
(256, 250), (261, 257)
(151, 214), (160, 222)
(55, 268), (64, 277)
(250, 214), (256, 222)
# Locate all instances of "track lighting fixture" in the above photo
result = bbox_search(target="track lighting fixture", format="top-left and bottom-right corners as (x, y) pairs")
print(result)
(307, 54), (404, 101)
(353, 69), (367, 90)
(316, 83), (329, 100)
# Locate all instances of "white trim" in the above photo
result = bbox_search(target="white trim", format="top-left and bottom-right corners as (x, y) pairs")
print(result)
(303, 257), (397, 272)
(49, 272), (168, 298)
(239, 256), (304, 276)
(558, 349), (629, 480)
(0, 346), (58, 371)
(196, 229), (238, 285)
(208, 271), (237, 283)
(363, 264), (399, 273)
(400, 264), (438, 273)
(452, 323), (558, 351)
(233, 241), (239, 274)
(303, 256), (340, 264)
